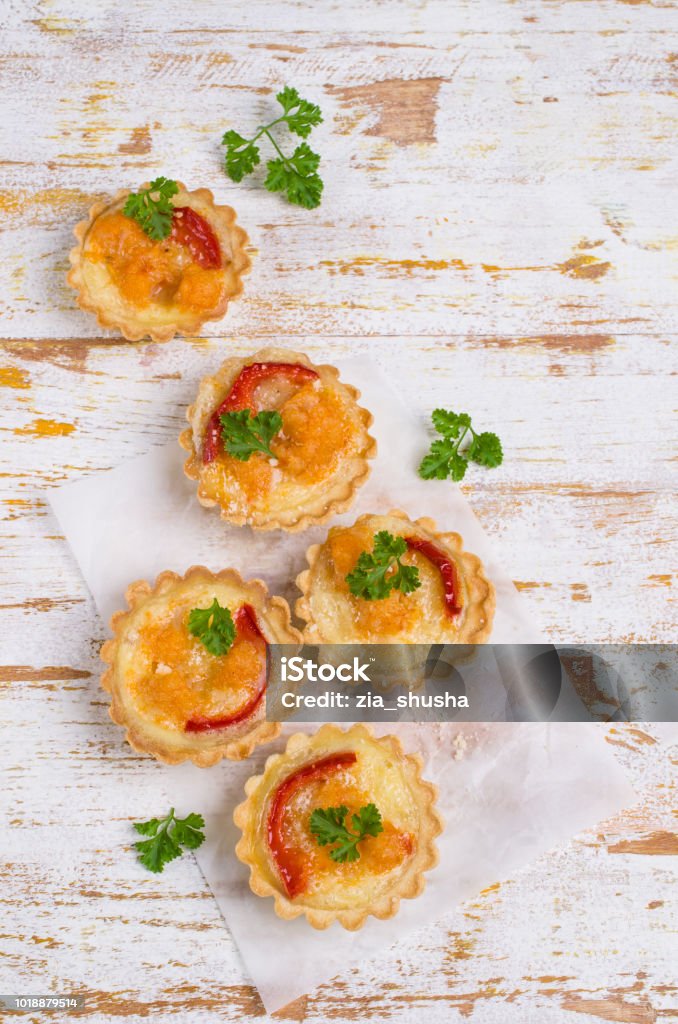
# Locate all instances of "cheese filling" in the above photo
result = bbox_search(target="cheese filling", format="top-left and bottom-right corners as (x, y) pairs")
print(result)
(199, 382), (362, 514)
(85, 211), (225, 315)
(258, 735), (419, 910)
(313, 516), (464, 642)
(121, 598), (265, 733)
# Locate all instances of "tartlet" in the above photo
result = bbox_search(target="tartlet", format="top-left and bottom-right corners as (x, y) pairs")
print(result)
(296, 510), (495, 643)
(180, 347), (376, 531)
(234, 724), (442, 930)
(68, 182), (249, 342)
(100, 566), (300, 766)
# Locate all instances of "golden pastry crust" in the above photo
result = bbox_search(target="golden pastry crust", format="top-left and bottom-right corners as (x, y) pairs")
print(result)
(100, 566), (300, 766)
(67, 183), (250, 342)
(296, 510), (495, 644)
(180, 347), (376, 531)
(234, 724), (442, 930)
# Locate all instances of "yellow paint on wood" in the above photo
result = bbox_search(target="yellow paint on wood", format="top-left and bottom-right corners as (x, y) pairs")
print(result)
(14, 418), (76, 438)
(319, 255), (470, 276)
(645, 574), (672, 587)
(118, 126), (152, 155)
(0, 188), (102, 225)
(557, 255), (612, 281)
(32, 16), (82, 35)
(0, 367), (30, 389)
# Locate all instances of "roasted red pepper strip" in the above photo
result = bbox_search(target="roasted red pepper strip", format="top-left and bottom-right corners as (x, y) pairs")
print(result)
(202, 361), (319, 464)
(170, 206), (221, 269)
(405, 536), (462, 618)
(267, 753), (357, 899)
(184, 604), (267, 733)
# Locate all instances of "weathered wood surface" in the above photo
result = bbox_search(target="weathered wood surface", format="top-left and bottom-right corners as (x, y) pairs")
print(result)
(0, 1), (676, 1022)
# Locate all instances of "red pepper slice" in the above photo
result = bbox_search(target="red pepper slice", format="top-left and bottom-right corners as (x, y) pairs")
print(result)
(406, 536), (462, 618)
(170, 206), (221, 269)
(184, 604), (267, 733)
(202, 361), (319, 464)
(267, 753), (357, 899)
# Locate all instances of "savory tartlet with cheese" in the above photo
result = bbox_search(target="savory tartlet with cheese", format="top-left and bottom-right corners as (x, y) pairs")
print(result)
(68, 180), (249, 342)
(181, 347), (376, 531)
(296, 510), (495, 644)
(100, 566), (300, 766)
(234, 724), (442, 930)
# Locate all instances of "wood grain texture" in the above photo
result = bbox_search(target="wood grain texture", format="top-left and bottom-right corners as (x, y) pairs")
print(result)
(0, 2), (676, 1023)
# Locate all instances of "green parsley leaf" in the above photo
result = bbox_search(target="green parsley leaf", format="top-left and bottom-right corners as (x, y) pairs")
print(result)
(275, 86), (323, 138)
(188, 598), (236, 656)
(221, 87), (324, 208)
(122, 176), (179, 240)
(133, 808), (205, 873)
(171, 812), (207, 850)
(346, 530), (422, 601)
(310, 803), (383, 863)
(419, 439), (468, 482)
(222, 130), (261, 183)
(310, 804), (348, 846)
(468, 431), (504, 468)
(420, 439), (458, 480)
(288, 141), (321, 175)
(220, 409), (283, 461)
(419, 409), (504, 483)
(431, 408), (471, 439)
(133, 817), (163, 837)
(265, 142), (323, 210)
(263, 158), (288, 194)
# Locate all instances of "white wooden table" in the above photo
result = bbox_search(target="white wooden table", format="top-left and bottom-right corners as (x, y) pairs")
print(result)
(1, 2), (676, 1021)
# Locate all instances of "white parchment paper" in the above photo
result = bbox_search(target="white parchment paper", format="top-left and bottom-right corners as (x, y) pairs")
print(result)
(165, 722), (635, 1013)
(48, 357), (638, 1014)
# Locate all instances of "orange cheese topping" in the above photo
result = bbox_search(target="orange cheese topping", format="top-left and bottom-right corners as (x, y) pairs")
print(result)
(273, 384), (356, 481)
(86, 211), (225, 313)
(199, 382), (362, 510)
(127, 608), (265, 732)
(328, 527), (424, 636)
(174, 263), (224, 311)
(271, 760), (414, 898)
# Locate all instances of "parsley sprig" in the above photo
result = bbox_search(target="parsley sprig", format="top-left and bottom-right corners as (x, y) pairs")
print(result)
(188, 598), (236, 656)
(222, 86), (323, 209)
(122, 177), (179, 240)
(133, 808), (205, 873)
(220, 409), (283, 461)
(310, 803), (383, 863)
(419, 409), (504, 483)
(346, 531), (421, 601)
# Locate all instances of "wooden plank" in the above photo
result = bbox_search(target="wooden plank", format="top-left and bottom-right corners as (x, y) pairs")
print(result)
(0, 10), (676, 338)
(1, 2), (676, 1022)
